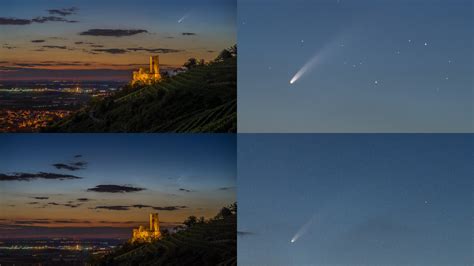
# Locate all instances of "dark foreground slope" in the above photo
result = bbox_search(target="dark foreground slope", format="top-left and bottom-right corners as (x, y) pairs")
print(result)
(93, 216), (236, 266)
(46, 58), (236, 133)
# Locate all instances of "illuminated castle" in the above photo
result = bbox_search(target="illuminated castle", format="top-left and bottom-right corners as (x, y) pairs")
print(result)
(131, 213), (161, 243)
(131, 55), (162, 85)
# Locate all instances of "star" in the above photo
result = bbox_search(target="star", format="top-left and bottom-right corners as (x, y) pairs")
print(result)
(396, 50), (401, 54)
(301, 39), (304, 43)
(374, 80), (378, 85)
(408, 39), (412, 43)
(424, 42), (428, 46)
(448, 60), (452, 64)
(352, 64), (356, 68)
(445, 77), (449, 80)
(424, 200), (429, 204)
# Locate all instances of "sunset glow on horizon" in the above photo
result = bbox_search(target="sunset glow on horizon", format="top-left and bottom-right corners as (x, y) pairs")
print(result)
(0, 0), (236, 81)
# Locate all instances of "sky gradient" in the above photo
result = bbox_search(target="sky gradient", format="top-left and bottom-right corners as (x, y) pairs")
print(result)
(238, 0), (473, 132)
(0, 134), (236, 239)
(238, 134), (472, 265)
(0, 0), (236, 81)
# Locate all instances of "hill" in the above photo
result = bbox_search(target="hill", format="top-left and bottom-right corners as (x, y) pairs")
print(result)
(91, 209), (236, 265)
(45, 57), (236, 133)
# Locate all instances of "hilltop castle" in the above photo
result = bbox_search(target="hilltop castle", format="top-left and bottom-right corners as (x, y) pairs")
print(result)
(131, 213), (161, 243)
(131, 55), (162, 85)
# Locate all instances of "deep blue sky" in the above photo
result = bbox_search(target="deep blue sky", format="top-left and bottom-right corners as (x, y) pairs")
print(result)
(238, 134), (472, 265)
(0, 134), (235, 238)
(238, 0), (472, 132)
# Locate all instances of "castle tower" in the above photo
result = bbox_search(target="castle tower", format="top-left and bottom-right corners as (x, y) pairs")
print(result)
(150, 213), (160, 232)
(150, 55), (161, 79)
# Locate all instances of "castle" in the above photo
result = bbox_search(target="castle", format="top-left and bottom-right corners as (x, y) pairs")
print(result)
(131, 55), (162, 85)
(131, 213), (161, 243)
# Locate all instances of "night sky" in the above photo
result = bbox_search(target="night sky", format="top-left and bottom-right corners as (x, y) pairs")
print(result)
(0, 0), (236, 81)
(238, 0), (472, 132)
(0, 134), (236, 238)
(238, 134), (472, 265)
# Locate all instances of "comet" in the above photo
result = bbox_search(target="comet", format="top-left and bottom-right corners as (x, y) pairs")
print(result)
(289, 35), (345, 85)
(290, 213), (317, 243)
(178, 14), (189, 23)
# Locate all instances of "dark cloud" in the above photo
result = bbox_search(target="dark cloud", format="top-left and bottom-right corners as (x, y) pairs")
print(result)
(95, 205), (130, 211)
(132, 204), (151, 209)
(127, 47), (182, 53)
(52, 163), (81, 171)
(93, 204), (186, 211)
(72, 161), (87, 167)
(15, 220), (51, 225)
(46, 202), (81, 208)
(92, 48), (128, 54)
(152, 206), (187, 211)
(28, 202), (39, 205)
(87, 184), (146, 193)
(79, 29), (148, 37)
(0, 172), (82, 181)
(218, 186), (235, 191)
(64, 203), (81, 208)
(0, 15), (76, 26)
(31, 39), (46, 43)
(74, 41), (84, 45)
(237, 231), (255, 236)
(32, 16), (78, 23)
(0, 17), (31, 25)
(52, 161), (87, 171)
(207, 50), (215, 53)
(2, 45), (16, 49)
(47, 7), (78, 16)
(182, 32), (197, 36)
(32, 196), (49, 200)
(90, 44), (104, 48)
(179, 188), (193, 192)
(74, 155), (83, 158)
(42, 45), (67, 49)
(76, 198), (90, 202)
(13, 61), (91, 67)
(53, 220), (89, 224)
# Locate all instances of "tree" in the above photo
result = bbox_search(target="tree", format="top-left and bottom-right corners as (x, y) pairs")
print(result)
(198, 216), (206, 224)
(228, 44), (237, 57)
(183, 58), (197, 69)
(198, 59), (205, 66)
(161, 228), (169, 236)
(183, 215), (197, 227)
(215, 49), (232, 62)
(215, 207), (232, 219)
(228, 202), (237, 215)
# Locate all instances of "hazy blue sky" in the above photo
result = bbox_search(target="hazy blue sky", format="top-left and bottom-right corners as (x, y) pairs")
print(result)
(238, 0), (472, 132)
(238, 134), (472, 265)
(0, 134), (235, 238)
